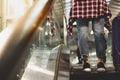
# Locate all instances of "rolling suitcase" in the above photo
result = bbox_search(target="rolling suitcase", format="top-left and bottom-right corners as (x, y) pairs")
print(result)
(112, 15), (120, 71)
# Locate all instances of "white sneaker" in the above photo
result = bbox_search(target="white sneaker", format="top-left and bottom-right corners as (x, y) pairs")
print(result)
(83, 68), (91, 72)
(83, 62), (91, 72)
(97, 62), (106, 72)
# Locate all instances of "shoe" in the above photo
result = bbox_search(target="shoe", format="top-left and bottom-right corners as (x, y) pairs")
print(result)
(97, 62), (106, 72)
(82, 55), (88, 62)
(83, 62), (91, 72)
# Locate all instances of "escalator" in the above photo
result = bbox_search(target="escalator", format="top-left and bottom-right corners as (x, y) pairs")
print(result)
(69, 18), (120, 80)
(68, 0), (120, 80)
(0, 0), (120, 80)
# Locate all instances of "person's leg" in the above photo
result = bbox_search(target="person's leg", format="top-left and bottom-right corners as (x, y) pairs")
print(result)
(76, 18), (89, 57)
(76, 18), (91, 72)
(92, 18), (107, 71)
(76, 46), (82, 64)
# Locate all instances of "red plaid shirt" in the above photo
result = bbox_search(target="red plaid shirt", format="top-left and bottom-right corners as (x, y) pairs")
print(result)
(68, 0), (112, 35)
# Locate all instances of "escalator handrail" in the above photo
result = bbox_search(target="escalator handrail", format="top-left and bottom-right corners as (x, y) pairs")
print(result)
(54, 44), (70, 80)
(0, 0), (55, 79)
(54, 44), (63, 80)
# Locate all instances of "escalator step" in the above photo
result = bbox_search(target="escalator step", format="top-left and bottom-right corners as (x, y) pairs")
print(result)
(70, 67), (120, 80)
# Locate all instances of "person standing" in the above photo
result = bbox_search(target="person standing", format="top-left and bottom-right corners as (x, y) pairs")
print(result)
(67, 0), (112, 72)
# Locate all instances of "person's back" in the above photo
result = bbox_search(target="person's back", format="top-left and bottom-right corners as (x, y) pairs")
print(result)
(112, 12), (120, 71)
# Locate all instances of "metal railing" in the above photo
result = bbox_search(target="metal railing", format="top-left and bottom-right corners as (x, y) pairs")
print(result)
(54, 44), (70, 80)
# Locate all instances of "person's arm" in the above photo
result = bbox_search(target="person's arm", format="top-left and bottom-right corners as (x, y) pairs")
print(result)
(67, 8), (75, 36)
(104, 17), (112, 32)
(104, 0), (112, 32)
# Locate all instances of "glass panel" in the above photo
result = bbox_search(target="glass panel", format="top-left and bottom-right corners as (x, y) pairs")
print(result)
(21, 5), (63, 80)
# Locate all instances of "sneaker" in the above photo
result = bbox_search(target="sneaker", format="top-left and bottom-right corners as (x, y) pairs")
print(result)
(97, 62), (106, 72)
(82, 55), (88, 62)
(83, 62), (91, 72)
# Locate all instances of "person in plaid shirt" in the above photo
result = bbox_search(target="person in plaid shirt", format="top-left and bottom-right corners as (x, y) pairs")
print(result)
(67, 0), (112, 72)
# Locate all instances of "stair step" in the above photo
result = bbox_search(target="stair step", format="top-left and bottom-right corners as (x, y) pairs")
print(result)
(70, 66), (120, 80)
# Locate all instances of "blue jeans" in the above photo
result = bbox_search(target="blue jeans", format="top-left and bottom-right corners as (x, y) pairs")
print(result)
(76, 18), (106, 59)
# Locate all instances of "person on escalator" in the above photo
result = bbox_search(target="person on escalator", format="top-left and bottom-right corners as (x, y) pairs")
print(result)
(67, 0), (112, 72)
